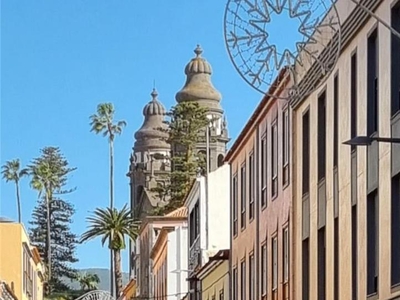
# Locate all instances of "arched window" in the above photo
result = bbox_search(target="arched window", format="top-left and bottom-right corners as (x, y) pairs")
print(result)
(218, 154), (224, 167)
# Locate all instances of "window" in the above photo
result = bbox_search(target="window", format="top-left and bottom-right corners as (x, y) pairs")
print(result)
(233, 175), (238, 236)
(302, 239), (310, 300)
(282, 108), (290, 185)
(367, 29), (379, 135)
(241, 260), (246, 300)
(367, 190), (379, 296)
(212, 295), (216, 300)
(233, 267), (238, 300)
(240, 164), (246, 229)
(271, 121), (278, 197)
(351, 52), (358, 150)
(249, 254), (255, 300)
(318, 91), (326, 181)
(352, 205), (358, 299)
(333, 74), (339, 167)
(272, 236), (278, 292)
(283, 227), (289, 283)
(261, 135), (267, 207)
(391, 1), (400, 116)
(318, 228), (326, 300)
(249, 152), (255, 220)
(334, 218), (339, 300)
(22, 245), (33, 300)
(219, 289), (224, 300)
(189, 201), (200, 246)
(302, 110), (310, 195)
(391, 175), (400, 287)
(261, 243), (267, 296)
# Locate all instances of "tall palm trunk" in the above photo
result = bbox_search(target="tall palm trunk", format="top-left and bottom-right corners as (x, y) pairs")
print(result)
(109, 139), (115, 297)
(15, 180), (22, 223)
(46, 191), (52, 281)
(113, 249), (122, 297)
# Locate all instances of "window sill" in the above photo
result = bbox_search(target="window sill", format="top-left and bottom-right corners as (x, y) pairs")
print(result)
(391, 282), (400, 293)
(271, 192), (278, 201)
(367, 293), (378, 300)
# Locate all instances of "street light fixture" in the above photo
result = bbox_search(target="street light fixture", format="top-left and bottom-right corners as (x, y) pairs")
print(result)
(343, 135), (400, 146)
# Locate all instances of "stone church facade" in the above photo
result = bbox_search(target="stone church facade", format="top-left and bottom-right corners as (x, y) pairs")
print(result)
(127, 45), (230, 279)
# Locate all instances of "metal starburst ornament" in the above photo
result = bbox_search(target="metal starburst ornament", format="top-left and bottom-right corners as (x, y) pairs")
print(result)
(224, 0), (341, 98)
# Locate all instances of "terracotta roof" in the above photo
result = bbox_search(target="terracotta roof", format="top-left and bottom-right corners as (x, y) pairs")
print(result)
(165, 206), (187, 218)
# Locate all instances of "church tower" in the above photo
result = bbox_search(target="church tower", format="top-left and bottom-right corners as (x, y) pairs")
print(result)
(127, 88), (171, 219)
(176, 45), (230, 171)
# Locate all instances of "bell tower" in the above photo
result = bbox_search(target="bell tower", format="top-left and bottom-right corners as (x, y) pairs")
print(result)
(127, 88), (171, 219)
(175, 45), (230, 171)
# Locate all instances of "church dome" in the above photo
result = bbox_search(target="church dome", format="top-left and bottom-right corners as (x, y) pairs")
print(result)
(184, 45), (212, 75)
(176, 45), (223, 113)
(143, 89), (166, 116)
(134, 88), (170, 151)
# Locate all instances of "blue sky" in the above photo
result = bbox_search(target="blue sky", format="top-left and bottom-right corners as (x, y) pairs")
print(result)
(1, 0), (263, 271)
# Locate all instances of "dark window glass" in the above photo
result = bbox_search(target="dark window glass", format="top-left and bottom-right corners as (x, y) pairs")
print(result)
(318, 228), (326, 300)
(367, 190), (379, 296)
(241, 164), (246, 229)
(283, 227), (289, 283)
(249, 153), (255, 220)
(249, 254), (255, 300)
(391, 2), (400, 116)
(233, 175), (238, 236)
(333, 74), (339, 167)
(351, 52), (358, 151)
(282, 108), (290, 185)
(233, 267), (238, 300)
(334, 218), (339, 300)
(241, 260), (246, 300)
(272, 236), (278, 291)
(318, 91), (326, 181)
(302, 239), (310, 300)
(367, 30), (379, 135)
(352, 205), (358, 299)
(272, 121), (278, 197)
(302, 111), (310, 195)
(261, 243), (267, 295)
(391, 175), (400, 286)
(261, 135), (267, 207)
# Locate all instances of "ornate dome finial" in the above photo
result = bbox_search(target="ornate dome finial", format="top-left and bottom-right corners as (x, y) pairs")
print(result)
(151, 88), (158, 101)
(194, 45), (203, 57)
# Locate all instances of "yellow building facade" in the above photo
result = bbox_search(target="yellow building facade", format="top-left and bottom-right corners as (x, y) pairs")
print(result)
(0, 220), (45, 300)
(197, 250), (229, 300)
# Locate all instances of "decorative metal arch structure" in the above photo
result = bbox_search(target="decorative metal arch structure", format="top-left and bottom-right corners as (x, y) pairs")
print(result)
(224, 0), (342, 98)
(75, 290), (115, 300)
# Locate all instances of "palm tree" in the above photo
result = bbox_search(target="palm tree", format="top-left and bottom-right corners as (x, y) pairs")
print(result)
(89, 103), (126, 297)
(80, 204), (139, 297)
(75, 272), (100, 291)
(29, 160), (59, 282)
(89, 103), (126, 209)
(1, 159), (29, 223)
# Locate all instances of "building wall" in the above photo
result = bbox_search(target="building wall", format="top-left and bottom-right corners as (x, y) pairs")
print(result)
(167, 226), (188, 300)
(229, 78), (293, 300)
(292, 0), (400, 299)
(208, 164), (230, 254)
(200, 261), (229, 300)
(0, 222), (44, 300)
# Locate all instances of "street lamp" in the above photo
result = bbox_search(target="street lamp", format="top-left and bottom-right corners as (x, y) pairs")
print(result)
(343, 135), (400, 146)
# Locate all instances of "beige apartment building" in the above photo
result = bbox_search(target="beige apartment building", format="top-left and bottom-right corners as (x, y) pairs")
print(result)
(226, 69), (293, 300)
(290, 0), (400, 299)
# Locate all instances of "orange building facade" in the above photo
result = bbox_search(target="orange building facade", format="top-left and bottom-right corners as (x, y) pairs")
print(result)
(226, 69), (293, 300)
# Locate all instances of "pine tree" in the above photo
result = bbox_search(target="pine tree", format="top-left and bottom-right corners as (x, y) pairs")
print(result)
(29, 147), (78, 292)
(152, 101), (209, 215)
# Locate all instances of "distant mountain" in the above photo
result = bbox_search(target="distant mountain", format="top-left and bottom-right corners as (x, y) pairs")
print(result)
(65, 268), (130, 291)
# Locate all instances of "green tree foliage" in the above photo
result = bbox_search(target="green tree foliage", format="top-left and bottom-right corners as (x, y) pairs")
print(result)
(1, 159), (29, 223)
(80, 204), (140, 297)
(152, 101), (209, 215)
(74, 272), (100, 291)
(29, 147), (78, 293)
